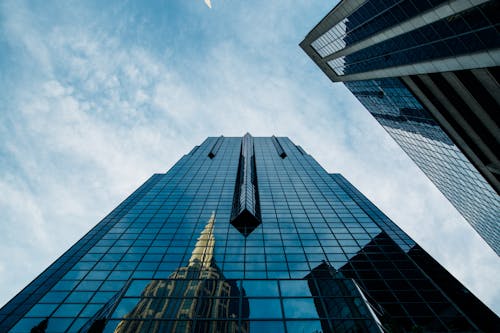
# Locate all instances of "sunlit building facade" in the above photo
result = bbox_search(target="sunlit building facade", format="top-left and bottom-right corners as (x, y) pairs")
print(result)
(0, 135), (498, 332)
(300, 0), (500, 255)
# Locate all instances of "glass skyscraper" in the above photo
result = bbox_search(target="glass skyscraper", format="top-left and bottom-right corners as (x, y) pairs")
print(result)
(0, 135), (497, 332)
(300, 0), (500, 255)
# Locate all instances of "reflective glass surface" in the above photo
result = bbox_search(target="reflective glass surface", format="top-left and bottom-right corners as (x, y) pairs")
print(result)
(311, 0), (449, 57)
(302, 0), (500, 255)
(327, 1), (500, 76)
(345, 78), (500, 254)
(1, 137), (497, 332)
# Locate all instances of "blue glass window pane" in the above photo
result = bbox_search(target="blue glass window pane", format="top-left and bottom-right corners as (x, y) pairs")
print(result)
(248, 299), (282, 319)
(53, 303), (85, 317)
(65, 291), (94, 303)
(242, 280), (279, 297)
(80, 304), (102, 317)
(46, 318), (74, 333)
(124, 280), (151, 297)
(279, 280), (312, 297)
(248, 320), (285, 332)
(282, 298), (320, 319)
(39, 291), (68, 303)
(25, 303), (58, 317)
(286, 320), (324, 333)
(111, 298), (140, 319)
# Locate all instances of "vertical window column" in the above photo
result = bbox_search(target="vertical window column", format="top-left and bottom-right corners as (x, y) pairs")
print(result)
(230, 133), (262, 236)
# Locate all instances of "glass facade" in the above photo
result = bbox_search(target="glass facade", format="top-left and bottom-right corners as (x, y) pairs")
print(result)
(300, 0), (500, 255)
(310, 0), (499, 77)
(0, 136), (497, 332)
(311, 0), (449, 58)
(325, 1), (499, 76)
(345, 78), (500, 254)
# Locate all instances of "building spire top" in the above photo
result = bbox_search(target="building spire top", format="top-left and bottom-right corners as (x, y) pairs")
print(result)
(189, 212), (216, 268)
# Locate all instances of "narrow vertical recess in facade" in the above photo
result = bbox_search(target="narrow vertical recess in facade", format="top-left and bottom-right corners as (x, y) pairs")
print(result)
(230, 133), (262, 236)
(296, 145), (306, 155)
(208, 135), (224, 159)
(271, 135), (287, 159)
(189, 145), (200, 156)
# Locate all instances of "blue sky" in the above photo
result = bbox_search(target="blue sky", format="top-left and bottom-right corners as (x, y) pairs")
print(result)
(0, 0), (498, 314)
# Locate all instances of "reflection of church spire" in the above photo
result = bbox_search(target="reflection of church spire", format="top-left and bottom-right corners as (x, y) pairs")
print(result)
(107, 211), (249, 333)
(189, 212), (216, 268)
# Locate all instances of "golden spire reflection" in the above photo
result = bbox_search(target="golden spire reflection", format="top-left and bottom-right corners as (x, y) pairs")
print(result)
(112, 211), (249, 333)
(189, 211), (216, 268)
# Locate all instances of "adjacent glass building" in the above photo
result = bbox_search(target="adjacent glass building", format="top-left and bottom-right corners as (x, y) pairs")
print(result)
(300, 0), (500, 254)
(0, 135), (497, 332)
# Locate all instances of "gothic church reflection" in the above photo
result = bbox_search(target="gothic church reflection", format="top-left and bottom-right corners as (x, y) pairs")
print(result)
(113, 213), (249, 333)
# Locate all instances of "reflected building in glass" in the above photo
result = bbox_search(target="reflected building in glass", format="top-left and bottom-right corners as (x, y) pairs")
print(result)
(300, 0), (500, 254)
(0, 135), (498, 332)
(106, 213), (249, 333)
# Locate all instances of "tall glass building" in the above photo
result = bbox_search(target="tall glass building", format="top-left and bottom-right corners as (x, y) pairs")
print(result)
(0, 135), (497, 332)
(300, 0), (500, 255)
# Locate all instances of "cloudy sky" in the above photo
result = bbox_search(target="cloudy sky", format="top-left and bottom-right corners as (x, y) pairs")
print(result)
(0, 0), (498, 314)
